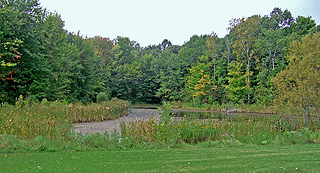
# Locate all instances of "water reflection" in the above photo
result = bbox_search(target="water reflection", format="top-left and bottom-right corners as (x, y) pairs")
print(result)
(170, 110), (234, 120)
(169, 109), (273, 120)
(131, 106), (274, 120)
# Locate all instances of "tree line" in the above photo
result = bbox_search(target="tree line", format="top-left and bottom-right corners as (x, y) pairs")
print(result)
(1, 0), (319, 112)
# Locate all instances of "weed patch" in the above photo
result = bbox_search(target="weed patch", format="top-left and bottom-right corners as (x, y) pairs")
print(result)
(0, 99), (129, 140)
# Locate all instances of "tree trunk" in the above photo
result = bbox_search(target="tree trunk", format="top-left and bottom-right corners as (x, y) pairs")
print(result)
(272, 57), (275, 70)
(213, 55), (216, 80)
(303, 105), (307, 127)
(247, 58), (250, 104)
(246, 50), (250, 104)
(226, 38), (230, 64)
(272, 46), (278, 70)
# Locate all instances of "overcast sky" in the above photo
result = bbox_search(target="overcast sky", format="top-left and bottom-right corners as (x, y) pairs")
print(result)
(39, 0), (320, 47)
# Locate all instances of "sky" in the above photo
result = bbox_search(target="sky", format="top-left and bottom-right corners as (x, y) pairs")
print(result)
(39, 0), (320, 47)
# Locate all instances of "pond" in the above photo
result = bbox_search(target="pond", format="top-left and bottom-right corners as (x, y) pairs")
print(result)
(131, 106), (274, 120)
(169, 108), (274, 119)
(170, 109), (229, 120)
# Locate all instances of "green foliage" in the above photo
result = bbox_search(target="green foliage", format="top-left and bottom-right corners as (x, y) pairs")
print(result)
(226, 61), (247, 103)
(0, 2), (319, 112)
(0, 1), (108, 104)
(42, 13), (74, 101)
(272, 32), (320, 126)
(269, 7), (294, 30)
(229, 16), (260, 104)
(0, 0), (42, 104)
(14, 95), (24, 108)
(96, 92), (110, 103)
(178, 35), (207, 72)
(137, 57), (160, 103)
(86, 36), (114, 62)
(187, 61), (215, 103)
(152, 48), (183, 101)
(289, 16), (316, 36)
(158, 102), (174, 125)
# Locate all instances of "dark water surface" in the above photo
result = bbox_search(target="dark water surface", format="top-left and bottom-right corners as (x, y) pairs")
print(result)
(132, 106), (274, 120)
(169, 108), (274, 120)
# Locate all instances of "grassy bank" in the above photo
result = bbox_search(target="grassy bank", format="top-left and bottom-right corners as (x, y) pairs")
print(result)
(1, 144), (319, 172)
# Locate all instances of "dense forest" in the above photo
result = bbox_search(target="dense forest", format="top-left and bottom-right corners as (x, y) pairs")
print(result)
(1, 0), (319, 110)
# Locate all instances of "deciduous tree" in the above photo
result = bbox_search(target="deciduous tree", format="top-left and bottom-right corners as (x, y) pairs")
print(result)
(206, 32), (219, 79)
(228, 16), (260, 104)
(272, 32), (320, 126)
(226, 61), (247, 104)
(187, 58), (215, 103)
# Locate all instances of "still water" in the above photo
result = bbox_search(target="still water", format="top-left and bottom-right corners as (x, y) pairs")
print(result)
(170, 108), (274, 120)
(131, 106), (274, 120)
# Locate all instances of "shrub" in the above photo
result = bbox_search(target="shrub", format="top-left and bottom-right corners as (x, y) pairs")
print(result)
(15, 95), (25, 108)
(97, 92), (110, 103)
(41, 98), (50, 106)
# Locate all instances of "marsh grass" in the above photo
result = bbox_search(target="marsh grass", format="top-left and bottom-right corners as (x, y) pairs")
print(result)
(120, 105), (320, 148)
(0, 99), (129, 140)
(1, 101), (320, 153)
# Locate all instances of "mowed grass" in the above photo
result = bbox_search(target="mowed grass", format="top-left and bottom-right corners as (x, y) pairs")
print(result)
(1, 144), (319, 172)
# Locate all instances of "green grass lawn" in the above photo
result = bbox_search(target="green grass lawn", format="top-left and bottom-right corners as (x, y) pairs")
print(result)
(1, 144), (319, 172)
